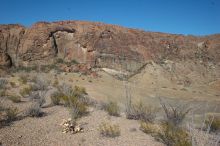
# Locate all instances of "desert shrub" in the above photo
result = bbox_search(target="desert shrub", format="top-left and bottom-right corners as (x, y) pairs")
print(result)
(31, 76), (49, 91)
(25, 103), (43, 117)
(50, 91), (61, 105)
(53, 79), (59, 87)
(7, 95), (21, 103)
(20, 86), (33, 97)
(68, 95), (88, 119)
(10, 82), (16, 88)
(57, 84), (89, 119)
(40, 64), (58, 73)
(58, 84), (89, 105)
(56, 58), (65, 64)
(140, 121), (160, 135)
(0, 78), (7, 89)
(16, 66), (37, 72)
(99, 122), (120, 138)
(1, 106), (18, 126)
(160, 99), (190, 126)
(156, 122), (191, 146)
(0, 89), (6, 97)
(205, 116), (220, 132)
(0, 79), (7, 97)
(5, 107), (19, 123)
(66, 59), (79, 66)
(18, 74), (28, 84)
(104, 101), (120, 116)
(73, 85), (87, 97)
(126, 101), (158, 123)
(29, 91), (46, 107)
(187, 112), (220, 146)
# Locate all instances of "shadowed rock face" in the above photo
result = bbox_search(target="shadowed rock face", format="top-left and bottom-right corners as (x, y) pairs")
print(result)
(0, 21), (220, 73)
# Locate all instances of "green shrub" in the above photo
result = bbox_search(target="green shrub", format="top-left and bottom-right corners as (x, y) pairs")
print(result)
(104, 101), (120, 116)
(156, 122), (191, 146)
(57, 84), (89, 120)
(7, 95), (21, 103)
(99, 122), (120, 138)
(68, 95), (88, 119)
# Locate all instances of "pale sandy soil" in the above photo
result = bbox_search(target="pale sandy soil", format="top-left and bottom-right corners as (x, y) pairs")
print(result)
(0, 68), (220, 146)
(0, 98), (163, 146)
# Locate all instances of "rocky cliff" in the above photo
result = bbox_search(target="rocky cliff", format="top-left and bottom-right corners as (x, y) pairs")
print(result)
(1, 21), (220, 76)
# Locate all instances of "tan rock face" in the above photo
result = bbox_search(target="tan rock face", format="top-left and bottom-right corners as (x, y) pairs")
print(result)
(0, 21), (220, 74)
(0, 24), (25, 68)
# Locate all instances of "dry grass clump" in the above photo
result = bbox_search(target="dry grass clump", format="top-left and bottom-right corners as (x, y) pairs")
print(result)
(5, 107), (19, 123)
(99, 122), (120, 138)
(55, 84), (89, 121)
(18, 74), (28, 84)
(31, 76), (50, 91)
(10, 82), (16, 88)
(160, 99), (191, 126)
(205, 116), (220, 132)
(29, 91), (46, 107)
(50, 91), (61, 105)
(126, 101), (158, 123)
(7, 95), (21, 103)
(103, 101), (120, 116)
(53, 79), (59, 87)
(0, 105), (19, 127)
(68, 98), (88, 120)
(20, 86), (33, 97)
(25, 103), (43, 117)
(139, 99), (193, 146)
(140, 121), (160, 135)
(156, 122), (191, 146)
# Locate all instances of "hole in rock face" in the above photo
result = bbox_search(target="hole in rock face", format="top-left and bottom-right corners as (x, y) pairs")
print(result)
(6, 53), (13, 67)
(0, 53), (12, 68)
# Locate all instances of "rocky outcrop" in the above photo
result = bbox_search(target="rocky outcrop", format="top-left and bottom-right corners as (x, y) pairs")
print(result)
(0, 24), (25, 68)
(0, 21), (220, 75)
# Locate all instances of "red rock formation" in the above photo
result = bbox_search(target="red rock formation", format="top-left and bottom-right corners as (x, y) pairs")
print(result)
(0, 21), (220, 73)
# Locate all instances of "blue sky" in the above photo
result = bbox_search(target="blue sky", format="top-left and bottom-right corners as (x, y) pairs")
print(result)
(0, 0), (220, 35)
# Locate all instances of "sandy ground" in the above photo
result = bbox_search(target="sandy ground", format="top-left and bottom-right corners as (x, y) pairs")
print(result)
(0, 99), (163, 146)
(0, 69), (220, 146)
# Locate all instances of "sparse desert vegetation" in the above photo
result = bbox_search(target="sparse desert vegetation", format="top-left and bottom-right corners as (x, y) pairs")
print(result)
(99, 121), (121, 138)
(0, 69), (219, 146)
(103, 101), (120, 116)
(0, 17), (220, 146)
